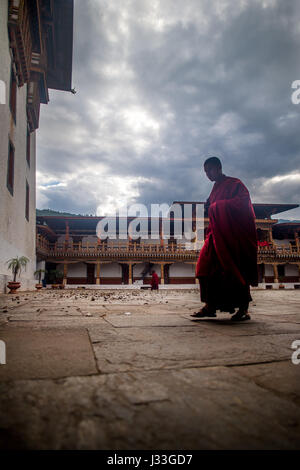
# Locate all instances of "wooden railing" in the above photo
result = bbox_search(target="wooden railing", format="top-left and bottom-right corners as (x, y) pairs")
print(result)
(50, 243), (199, 260)
(36, 236), (201, 259)
(36, 235), (300, 261)
(258, 245), (300, 260)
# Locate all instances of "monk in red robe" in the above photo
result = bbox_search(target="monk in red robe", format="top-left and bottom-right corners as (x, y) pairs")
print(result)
(151, 271), (159, 290)
(193, 157), (258, 321)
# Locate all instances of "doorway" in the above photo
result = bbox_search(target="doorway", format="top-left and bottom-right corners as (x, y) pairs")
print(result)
(86, 263), (95, 284)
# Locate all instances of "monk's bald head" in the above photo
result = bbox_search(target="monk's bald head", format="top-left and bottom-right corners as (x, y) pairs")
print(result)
(204, 157), (222, 169)
(204, 157), (223, 182)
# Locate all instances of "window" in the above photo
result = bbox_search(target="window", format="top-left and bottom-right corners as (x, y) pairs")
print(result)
(26, 127), (30, 167)
(7, 140), (15, 196)
(9, 66), (17, 123)
(25, 180), (29, 221)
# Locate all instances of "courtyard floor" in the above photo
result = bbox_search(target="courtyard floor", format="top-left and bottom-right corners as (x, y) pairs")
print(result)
(0, 288), (299, 450)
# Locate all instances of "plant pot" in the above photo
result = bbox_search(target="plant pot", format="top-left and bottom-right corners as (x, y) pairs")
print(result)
(59, 284), (65, 289)
(7, 281), (21, 294)
(35, 284), (43, 290)
(51, 284), (60, 289)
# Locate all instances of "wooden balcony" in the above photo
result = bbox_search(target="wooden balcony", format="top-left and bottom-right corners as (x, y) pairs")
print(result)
(37, 235), (300, 263)
(36, 237), (200, 261)
(258, 245), (300, 262)
(8, 0), (33, 86)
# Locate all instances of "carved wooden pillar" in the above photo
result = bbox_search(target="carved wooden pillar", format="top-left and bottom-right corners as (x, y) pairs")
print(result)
(96, 262), (100, 285)
(269, 227), (273, 245)
(64, 220), (69, 249)
(128, 263), (133, 285)
(160, 263), (165, 284)
(63, 262), (68, 286)
(294, 231), (299, 252)
(159, 218), (164, 248)
(193, 223), (197, 247)
(194, 263), (199, 284)
(272, 263), (278, 283)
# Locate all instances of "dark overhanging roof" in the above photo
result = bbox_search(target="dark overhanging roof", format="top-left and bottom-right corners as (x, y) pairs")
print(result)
(173, 201), (299, 219)
(47, 0), (74, 91)
(273, 222), (300, 238)
(36, 203), (300, 235)
(252, 203), (299, 219)
(36, 215), (152, 234)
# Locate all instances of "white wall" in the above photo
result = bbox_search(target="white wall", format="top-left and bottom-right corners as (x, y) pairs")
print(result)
(35, 260), (46, 282)
(67, 262), (87, 277)
(133, 263), (148, 276)
(0, 0), (36, 292)
(264, 263), (299, 277)
(285, 264), (299, 276)
(169, 263), (195, 277)
(264, 264), (274, 276)
(101, 263), (122, 277)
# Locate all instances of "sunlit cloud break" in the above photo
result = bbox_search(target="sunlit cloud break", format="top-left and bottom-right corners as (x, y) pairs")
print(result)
(37, 0), (300, 218)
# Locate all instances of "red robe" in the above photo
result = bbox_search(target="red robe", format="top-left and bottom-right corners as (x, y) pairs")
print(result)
(196, 175), (258, 310)
(151, 272), (159, 290)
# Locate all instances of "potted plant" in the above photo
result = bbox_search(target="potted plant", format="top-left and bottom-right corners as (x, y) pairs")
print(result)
(49, 269), (64, 289)
(34, 269), (45, 290)
(6, 256), (30, 293)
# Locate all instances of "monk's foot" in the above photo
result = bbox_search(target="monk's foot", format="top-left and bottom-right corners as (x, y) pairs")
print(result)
(231, 309), (251, 321)
(191, 306), (216, 318)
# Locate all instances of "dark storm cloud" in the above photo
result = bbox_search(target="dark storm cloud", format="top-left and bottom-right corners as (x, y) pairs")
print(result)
(37, 0), (300, 218)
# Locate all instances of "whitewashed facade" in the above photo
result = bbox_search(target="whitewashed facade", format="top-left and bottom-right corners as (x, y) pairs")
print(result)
(0, 0), (73, 292)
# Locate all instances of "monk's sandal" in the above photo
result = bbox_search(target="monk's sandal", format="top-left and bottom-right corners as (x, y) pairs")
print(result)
(231, 310), (251, 321)
(191, 307), (216, 318)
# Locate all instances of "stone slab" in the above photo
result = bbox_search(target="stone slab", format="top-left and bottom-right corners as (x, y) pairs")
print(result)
(0, 327), (98, 381)
(0, 366), (300, 449)
(105, 312), (193, 328)
(0, 289), (299, 450)
(232, 360), (300, 406)
(184, 316), (300, 336)
(93, 327), (296, 373)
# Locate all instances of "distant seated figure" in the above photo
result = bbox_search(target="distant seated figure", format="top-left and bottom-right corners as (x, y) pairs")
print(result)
(150, 271), (159, 290)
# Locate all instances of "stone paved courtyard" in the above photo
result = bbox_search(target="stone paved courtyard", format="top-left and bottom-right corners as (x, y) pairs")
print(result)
(0, 288), (299, 450)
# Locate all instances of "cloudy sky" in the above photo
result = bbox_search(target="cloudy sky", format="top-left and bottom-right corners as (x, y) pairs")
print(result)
(37, 0), (300, 219)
